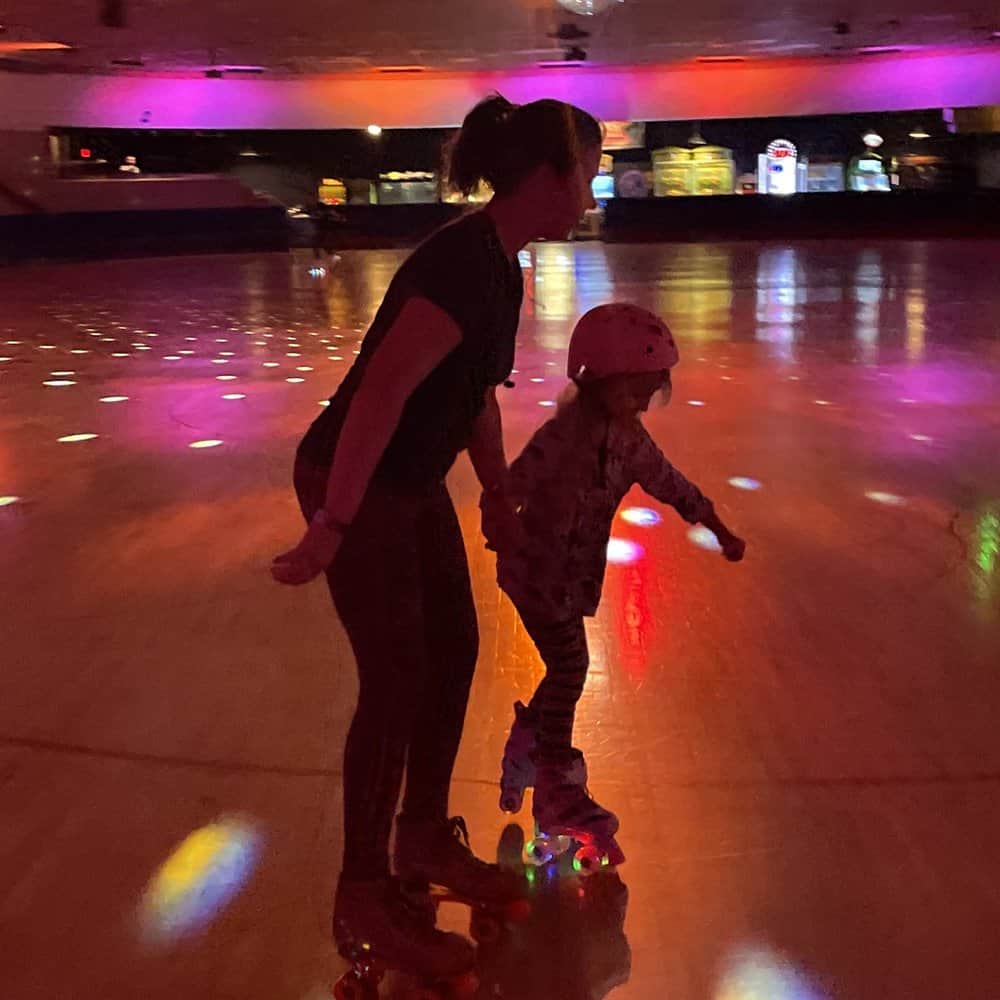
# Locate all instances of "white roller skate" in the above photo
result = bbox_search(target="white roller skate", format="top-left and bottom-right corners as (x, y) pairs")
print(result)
(499, 701), (537, 814)
(526, 748), (625, 875)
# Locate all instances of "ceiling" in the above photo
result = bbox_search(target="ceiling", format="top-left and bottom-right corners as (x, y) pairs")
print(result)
(0, 0), (997, 75)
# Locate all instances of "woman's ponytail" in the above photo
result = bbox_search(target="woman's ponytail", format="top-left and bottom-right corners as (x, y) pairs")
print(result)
(446, 94), (517, 197)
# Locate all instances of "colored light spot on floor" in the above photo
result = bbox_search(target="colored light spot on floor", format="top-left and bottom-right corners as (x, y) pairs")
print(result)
(607, 538), (644, 564)
(58, 433), (98, 443)
(138, 816), (261, 945)
(189, 440), (223, 449)
(728, 477), (762, 491)
(865, 491), (906, 506)
(99, 395), (129, 403)
(688, 525), (722, 552)
(620, 506), (662, 527)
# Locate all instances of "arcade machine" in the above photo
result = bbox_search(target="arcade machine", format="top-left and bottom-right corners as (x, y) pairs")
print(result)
(652, 147), (693, 196)
(757, 139), (808, 195)
(654, 145), (735, 196)
(691, 145), (735, 195)
(847, 132), (891, 192)
(318, 177), (347, 206)
(576, 154), (614, 238)
(376, 170), (439, 205)
(806, 161), (846, 192)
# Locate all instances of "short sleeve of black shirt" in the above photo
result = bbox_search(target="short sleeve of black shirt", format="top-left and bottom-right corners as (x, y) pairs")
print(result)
(296, 212), (522, 486)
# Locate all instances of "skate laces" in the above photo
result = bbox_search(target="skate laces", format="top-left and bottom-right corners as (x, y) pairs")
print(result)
(448, 815), (472, 850)
(446, 816), (494, 871)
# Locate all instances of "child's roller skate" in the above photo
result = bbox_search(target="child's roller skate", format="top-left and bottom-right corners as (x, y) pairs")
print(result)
(499, 703), (588, 814)
(499, 701), (538, 814)
(394, 815), (530, 945)
(331, 876), (477, 999)
(526, 749), (625, 876)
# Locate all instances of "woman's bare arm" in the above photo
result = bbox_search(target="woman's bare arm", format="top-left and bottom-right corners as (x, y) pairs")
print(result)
(321, 297), (462, 525)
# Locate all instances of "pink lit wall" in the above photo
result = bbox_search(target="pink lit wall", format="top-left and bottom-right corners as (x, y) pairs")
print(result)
(1, 48), (1000, 131)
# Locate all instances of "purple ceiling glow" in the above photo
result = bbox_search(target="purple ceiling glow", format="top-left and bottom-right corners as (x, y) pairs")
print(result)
(1, 47), (998, 130)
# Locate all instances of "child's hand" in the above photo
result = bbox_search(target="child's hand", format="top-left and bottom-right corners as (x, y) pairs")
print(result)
(720, 534), (746, 562)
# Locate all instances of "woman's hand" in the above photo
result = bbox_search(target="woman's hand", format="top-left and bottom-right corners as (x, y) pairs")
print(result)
(480, 487), (525, 553)
(271, 514), (343, 585)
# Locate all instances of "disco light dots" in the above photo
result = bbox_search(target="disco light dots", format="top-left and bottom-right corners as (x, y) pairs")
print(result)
(728, 477), (762, 491)
(607, 538), (644, 564)
(189, 440), (223, 449)
(620, 506), (662, 527)
(58, 433), (98, 443)
(865, 491), (906, 506)
(138, 815), (261, 945)
(688, 524), (722, 552)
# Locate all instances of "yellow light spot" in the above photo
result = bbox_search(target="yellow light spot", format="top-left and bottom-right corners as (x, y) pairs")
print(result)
(221, 393), (246, 400)
(43, 379), (76, 387)
(286, 377), (306, 384)
(99, 395), (129, 403)
(58, 433), (98, 442)
(216, 375), (237, 381)
(189, 439), (223, 449)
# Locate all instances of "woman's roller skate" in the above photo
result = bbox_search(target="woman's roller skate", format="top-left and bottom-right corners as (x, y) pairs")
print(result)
(526, 748), (625, 876)
(394, 815), (529, 944)
(331, 876), (478, 999)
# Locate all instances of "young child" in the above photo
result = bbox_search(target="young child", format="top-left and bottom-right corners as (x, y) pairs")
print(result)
(485, 303), (745, 868)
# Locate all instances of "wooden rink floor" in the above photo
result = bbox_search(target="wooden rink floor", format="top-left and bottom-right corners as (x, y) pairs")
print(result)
(1, 240), (999, 1000)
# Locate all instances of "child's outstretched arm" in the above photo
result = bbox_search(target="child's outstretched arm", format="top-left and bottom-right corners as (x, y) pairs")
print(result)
(629, 423), (746, 562)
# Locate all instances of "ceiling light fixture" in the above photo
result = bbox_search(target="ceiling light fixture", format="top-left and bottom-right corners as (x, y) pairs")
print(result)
(557, 0), (623, 14)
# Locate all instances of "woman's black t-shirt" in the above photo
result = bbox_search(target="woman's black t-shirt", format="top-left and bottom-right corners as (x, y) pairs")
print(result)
(296, 211), (523, 488)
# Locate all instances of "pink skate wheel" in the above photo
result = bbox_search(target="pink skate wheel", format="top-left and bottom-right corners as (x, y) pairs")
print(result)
(470, 911), (501, 944)
(572, 844), (604, 876)
(451, 970), (480, 996)
(332, 974), (374, 1000)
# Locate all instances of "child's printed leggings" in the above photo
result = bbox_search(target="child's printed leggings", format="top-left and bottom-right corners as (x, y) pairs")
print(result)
(515, 608), (590, 756)
(294, 459), (479, 881)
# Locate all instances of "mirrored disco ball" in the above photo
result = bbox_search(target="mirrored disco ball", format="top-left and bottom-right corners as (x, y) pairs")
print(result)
(557, 0), (622, 15)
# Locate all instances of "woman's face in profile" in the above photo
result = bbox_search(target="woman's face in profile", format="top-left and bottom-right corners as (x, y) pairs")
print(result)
(537, 144), (603, 240)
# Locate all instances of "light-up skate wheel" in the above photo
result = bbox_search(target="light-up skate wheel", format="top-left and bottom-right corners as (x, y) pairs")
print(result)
(525, 836), (555, 865)
(450, 970), (480, 996)
(333, 974), (376, 1000)
(572, 844), (606, 876)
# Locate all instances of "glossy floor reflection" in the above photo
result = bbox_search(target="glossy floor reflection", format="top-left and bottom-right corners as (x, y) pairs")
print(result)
(1, 241), (999, 1000)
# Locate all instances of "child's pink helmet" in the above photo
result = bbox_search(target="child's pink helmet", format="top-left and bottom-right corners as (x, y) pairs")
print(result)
(567, 304), (679, 381)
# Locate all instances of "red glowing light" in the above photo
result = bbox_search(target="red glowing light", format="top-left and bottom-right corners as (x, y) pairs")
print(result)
(80, 148), (92, 159)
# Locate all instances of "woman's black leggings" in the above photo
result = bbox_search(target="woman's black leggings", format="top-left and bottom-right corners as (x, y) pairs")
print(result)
(295, 461), (479, 881)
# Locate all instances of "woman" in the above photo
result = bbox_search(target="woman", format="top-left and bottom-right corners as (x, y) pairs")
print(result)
(272, 95), (603, 980)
